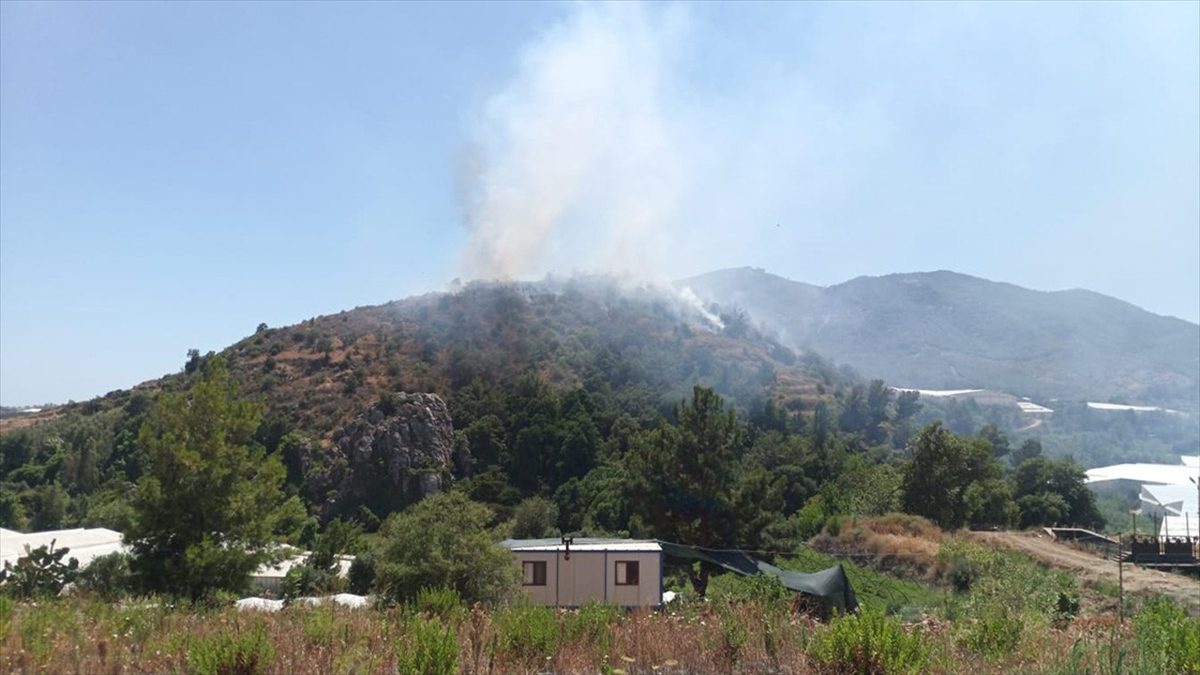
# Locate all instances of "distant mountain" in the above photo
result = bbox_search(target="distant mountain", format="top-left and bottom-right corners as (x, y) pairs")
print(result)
(682, 268), (1200, 412)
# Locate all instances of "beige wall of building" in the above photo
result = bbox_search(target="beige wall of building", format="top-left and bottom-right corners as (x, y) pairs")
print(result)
(511, 549), (661, 607)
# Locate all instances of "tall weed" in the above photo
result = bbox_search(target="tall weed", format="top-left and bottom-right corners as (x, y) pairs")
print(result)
(493, 602), (559, 663)
(1133, 597), (1200, 675)
(958, 609), (1024, 658)
(414, 585), (465, 623)
(187, 620), (275, 675)
(563, 601), (620, 649)
(395, 616), (457, 675)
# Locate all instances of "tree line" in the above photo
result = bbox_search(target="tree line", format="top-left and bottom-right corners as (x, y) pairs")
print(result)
(4, 354), (1102, 603)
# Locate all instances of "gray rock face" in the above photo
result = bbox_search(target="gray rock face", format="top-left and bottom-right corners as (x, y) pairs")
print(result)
(304, 393), (466, 522)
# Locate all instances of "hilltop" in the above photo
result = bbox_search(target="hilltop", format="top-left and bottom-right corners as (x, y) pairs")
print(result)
(683, 268), (1200, 412)
(196, 277), (828, 436)
(4, 276), (836, 440)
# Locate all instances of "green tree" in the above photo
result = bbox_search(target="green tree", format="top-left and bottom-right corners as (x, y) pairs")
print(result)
(627, 386), (742, 594)
(977, 423), (1010, 459)
(963, 478), (1017, 529)
(900, 422), (1003, 529)
(553, 461), (629, 535)
(864, 379), (893, 445)
(373, 492), (517, 605)
(126, 356), (304, 599)
(1009, 438), (1043, 465)
(510, 496), (559, 538)
(1012, 458), (1103, 529)
(28, 482), (69, 530)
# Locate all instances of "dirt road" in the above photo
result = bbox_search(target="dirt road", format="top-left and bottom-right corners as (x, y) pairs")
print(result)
(973, 531), (1199, 612)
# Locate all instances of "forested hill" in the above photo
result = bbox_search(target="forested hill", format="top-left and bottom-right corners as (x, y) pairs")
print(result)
(2, 276), (892, 533)
(0, 274), (1114, 545)
(683, 267), (1200, 412)
(171, 276), (831, 436)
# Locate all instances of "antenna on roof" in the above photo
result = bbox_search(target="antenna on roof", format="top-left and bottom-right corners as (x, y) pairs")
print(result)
(561, 535), (573, 561)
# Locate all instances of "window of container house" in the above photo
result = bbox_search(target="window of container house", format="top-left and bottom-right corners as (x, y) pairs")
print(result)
(615, 560), (639, 585)
(523, 560), (546, 586)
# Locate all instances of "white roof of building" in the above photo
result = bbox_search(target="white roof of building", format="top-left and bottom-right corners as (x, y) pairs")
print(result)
(252, 552), (354, 579)
(1085, 463), (1200, 486)
(1086, 402), (1184, 414)
(1139, 484), (1199, 517)
(1017, 401), (1054, 414)
(891, 388), (985, 397)
(501, 538), (662, 553)
(1, 527), (127, 568)
(1182, 455), (1200, 468)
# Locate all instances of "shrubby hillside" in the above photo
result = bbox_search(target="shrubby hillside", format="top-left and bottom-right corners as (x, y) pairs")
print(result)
(0, 277), (853, 533)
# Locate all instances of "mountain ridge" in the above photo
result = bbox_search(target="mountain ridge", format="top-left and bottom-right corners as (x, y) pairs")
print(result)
(681, 267), (1199, 411)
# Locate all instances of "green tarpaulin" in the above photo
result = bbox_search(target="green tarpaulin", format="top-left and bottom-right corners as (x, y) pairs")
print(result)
(657, 541), (858, 613)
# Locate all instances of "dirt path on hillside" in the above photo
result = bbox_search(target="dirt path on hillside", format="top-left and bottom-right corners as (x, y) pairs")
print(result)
(973, 531), (1199, 612)
(1014, 418), (1043, 432)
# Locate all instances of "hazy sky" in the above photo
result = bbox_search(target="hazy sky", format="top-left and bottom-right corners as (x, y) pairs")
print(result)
(2, 1), (1197, 405)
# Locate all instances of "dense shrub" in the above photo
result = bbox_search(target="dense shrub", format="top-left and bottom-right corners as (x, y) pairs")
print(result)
(510, 496), (560, 539)
(395, 617), (458, 675)
(959, 610), (1023, 658)
(493, 602), (560, 664)
(808, 607), (929, 675)
(563, 601), (621, 649)
(187, 621), (275, 675)
(1134, 597), (1200, 675)
(347, 550), (376, 595)
(1, 541), (79, 598)
(75, 552), (132, 600)
(414, 585), (465, 623)
(373, 493), (518, 605)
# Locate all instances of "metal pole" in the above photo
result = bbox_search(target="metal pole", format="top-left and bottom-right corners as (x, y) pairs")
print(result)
(1118, 533), (1124, 624)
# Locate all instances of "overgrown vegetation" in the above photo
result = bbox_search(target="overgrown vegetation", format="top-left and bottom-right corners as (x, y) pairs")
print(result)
(1, 587), (1196, 675)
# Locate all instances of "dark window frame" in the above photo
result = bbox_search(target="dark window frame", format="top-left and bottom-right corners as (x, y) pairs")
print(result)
(523, 560), (547, 586)
(614, 560), (640, 586)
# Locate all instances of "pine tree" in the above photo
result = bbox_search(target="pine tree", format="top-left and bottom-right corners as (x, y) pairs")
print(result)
(127, 356), (303, 599)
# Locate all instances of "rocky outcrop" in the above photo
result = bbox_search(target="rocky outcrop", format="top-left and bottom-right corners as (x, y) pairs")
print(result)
(303, 393), (467, 522)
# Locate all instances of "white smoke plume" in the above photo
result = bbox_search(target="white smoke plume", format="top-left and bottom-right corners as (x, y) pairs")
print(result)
(677, 285), (725, 330)
(459, 3), (691, 282)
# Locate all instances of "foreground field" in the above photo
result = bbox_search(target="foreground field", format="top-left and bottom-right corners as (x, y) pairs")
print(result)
(2, 590), (1197, 675)
(4, 520), (1197, 674)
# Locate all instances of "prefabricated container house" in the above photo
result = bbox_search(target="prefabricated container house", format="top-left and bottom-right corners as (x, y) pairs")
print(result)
(501, 538), (663, 608)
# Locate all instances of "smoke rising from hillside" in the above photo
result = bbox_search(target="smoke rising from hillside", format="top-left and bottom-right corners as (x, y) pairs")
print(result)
(458, 4), (695, 282)
(455, 2), (1200, 327)
(456, 2), (881, 286)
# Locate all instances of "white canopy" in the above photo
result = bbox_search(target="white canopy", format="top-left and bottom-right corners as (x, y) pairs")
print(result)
(1085, 463), (1199, 486)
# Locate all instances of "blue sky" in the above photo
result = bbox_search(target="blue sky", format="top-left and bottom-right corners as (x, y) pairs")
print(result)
(2, 1), (1197, 405)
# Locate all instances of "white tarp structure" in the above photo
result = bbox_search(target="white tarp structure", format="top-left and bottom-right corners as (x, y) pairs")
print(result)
(1086, 456), (1200, 539)
(1017, 401), (1054, 414)
(250, 552), (354, 593)
(0, 527), (127, 569)
(1084, 461), (1199, 487)
(236, 593), (368, 612)
(1139, 484), (1200, 538)
(1, 528), (356, 588)
(1085, 402), (1184, 414)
